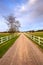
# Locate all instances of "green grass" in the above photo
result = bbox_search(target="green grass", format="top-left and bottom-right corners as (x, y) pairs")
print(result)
(0, 33), (10, 37)
(0, 35), (20, 58)
(28, 32), (43, 37)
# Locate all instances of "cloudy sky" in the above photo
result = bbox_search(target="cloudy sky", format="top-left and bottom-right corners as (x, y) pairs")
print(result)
(0, 0), (43, 31)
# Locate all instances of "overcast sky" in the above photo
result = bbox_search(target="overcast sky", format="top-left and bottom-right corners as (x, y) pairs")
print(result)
(0, 0), (43, 32)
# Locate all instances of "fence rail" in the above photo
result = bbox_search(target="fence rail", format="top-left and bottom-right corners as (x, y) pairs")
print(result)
(27, 34), (43, 46)
(0, 34), (15, 44)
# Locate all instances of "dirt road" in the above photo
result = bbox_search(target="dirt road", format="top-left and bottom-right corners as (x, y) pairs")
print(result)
(0, 34), (43, 65)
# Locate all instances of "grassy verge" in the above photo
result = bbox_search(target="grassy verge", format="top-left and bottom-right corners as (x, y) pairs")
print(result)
(0, 35), (20, 58)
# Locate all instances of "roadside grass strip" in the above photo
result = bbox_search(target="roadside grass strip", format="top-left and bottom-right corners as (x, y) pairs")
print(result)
(0, 34), (20, 58)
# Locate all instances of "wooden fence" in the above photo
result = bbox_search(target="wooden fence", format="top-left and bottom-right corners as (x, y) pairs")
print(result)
(0, 34), (15, 44)
(27, 34), (43, 46)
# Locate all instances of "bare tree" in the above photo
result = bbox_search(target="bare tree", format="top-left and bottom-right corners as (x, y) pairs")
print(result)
(4, 15), (20, 33)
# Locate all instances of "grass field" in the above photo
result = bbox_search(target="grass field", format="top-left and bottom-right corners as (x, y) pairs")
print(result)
(28, 32), (43, 37)
(0, 33), (10, 37)
(0, 33), (20, 58)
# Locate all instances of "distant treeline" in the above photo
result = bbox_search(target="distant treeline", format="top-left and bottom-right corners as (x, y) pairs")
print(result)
(26, 29), (43, 33)
(36, 30), (43, 32)
(0, 30), (43, 33)
(0, 31), (20, 33)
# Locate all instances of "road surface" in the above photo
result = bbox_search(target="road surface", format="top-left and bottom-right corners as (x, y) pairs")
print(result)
(0, 34), (43, 65)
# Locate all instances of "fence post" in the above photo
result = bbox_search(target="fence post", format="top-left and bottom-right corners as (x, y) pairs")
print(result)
(6, 36), (8, 41)
(1, 37), (3, 44)
(38, 37), (40, 45)
(10, 35), (12, 39)
(33, 36), (35, 41)
(0, 38), (1, 44)
(32, 35), (33, 40)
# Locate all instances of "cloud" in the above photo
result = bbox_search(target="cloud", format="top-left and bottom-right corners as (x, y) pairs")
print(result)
(28, 0), (43, 17)
(0, 0), (43, 31)
(13, 0), (43, 31)
(35, 1), (43, 16)
(21, 0), (43, 19)
(28, 0), (37, 6)
(0, 0), (43, 19)
(13, 0), (36, 21)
